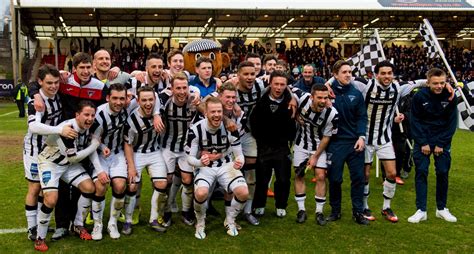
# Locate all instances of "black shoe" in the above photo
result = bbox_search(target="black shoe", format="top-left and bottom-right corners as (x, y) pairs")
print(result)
(163, 211), (172, 227)
(353, 212), (370, 225)
(315, 212), (327, 226)
(296, 210), (307, 223)
(181, 211), (195, 226)
(326, 212), (341, 222)
(27, 226), (37, 241)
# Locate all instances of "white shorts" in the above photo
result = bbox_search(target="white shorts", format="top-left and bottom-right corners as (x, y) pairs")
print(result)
(365, 142), (396, 164)
(38, 159), (91, 193)
(162, 148), (193, 174)
(240, 132), (257, 158)
(194, 162), (247, 193)
(134, 150), (167, 183)
(293, 145), (328, 169)
(24, 153), (40, 182)
(93, 151), (127, 181)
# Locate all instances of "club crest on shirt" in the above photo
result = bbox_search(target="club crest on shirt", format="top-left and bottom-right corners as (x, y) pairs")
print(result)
(88, 91), (95, 98)
(270, 104), (279, 112)
(348, 95), (356, 102)
(441, 101), (449, 108)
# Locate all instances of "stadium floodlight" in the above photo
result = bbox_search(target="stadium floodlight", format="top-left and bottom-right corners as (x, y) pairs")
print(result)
(208, 17), (213, 23)
(204, 23), (208, 28)
(269, 33), (275, 37)
(288, 18), (295, 23)
(363, 24), (369, 28)
(59, 16), (64, 22)
(281, 23), (287, 29)
(457, 33), (466, 37)
(62, 22), (67, 28)
(371, 18), (379, 24)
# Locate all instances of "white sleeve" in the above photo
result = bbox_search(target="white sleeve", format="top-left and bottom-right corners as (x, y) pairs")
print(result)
(29, 111), (62, 135)
(68, 141), (100, 164)
(399, 79), (426, 98)
(127, 97), (139, 114)
(186, 128), (204, 167)
(90, 152), (105, 175)
(352, 79), (366, 92)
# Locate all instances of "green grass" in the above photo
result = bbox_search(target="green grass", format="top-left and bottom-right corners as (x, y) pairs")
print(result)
(0, 102), (473, 253)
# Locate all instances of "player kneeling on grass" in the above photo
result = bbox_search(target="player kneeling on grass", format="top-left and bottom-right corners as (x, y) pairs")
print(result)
(34, 101), (102, 252)
(123, 86), (169, 235)
(186, 97), (248, 239)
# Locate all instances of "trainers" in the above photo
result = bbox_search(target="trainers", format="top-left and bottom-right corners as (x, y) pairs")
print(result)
(400, 170), (409, 179)
(225, 222), (239, 237)
(85, 212), (94, 225)
(51, 227), (68, 241)
(276, 208), (287, 218)
(121, 222), (132, 235)
(182, 211), (195, 226)
(244, 213), (260, 226)
(362, 209), (376, 221)
(254, 208), (265, 217)
(162, 212), (172, 227)
(326, 212), (341, 222)
(132, 207), (141, 225)
(149, 220), (167, 233)
(267, 188), (275, 197)
(107, 223), (120, 239)
(91, 223), (103, 241)
(117, 211), (126, 223)
(194, 224), (206, 240)
(224, 218), (242, 231)
(27, 226), (37, 241)
(395, 177), (405, 185)
(296, 210), (307, 223)
(353, 212), (370, 225)
(436, 208), (457, 222)
(316, 212), (327, 226)
(381, 208), (399, 223)
(34, 237), (48, 252)
(408, 209), (427, 223)
(73, 225), (92, 240)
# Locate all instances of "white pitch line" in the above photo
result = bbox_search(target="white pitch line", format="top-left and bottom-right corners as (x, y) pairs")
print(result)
(0, 111), (19, 117)
(0, 228), (27, 234)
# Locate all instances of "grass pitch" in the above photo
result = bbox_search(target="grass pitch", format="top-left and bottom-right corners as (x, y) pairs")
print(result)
(0, 102), (473, 253)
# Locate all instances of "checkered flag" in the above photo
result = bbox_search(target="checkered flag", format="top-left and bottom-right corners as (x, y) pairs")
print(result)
(457, 81), (474, 131)
(419, 23), (440, 58)
(346, 35), (384, 76)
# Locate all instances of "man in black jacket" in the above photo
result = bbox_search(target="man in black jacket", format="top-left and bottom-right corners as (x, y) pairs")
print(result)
(250, 70), (297, 218)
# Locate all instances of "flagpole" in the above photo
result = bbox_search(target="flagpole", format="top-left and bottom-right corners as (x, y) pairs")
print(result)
(423, 19), (472, 114)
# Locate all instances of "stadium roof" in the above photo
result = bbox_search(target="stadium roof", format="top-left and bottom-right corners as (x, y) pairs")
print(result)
(14, 0), (474, 41)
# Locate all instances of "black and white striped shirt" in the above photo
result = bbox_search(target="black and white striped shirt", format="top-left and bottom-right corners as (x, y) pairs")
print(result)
(186, 119), (241, 168)
(237, 79), (265, 116)
(126, 76), (166, 95)
(295, 92), (338, 151)
(353, 79), (421, 145)
(159, 92), (197, 152)
(124, 109), (161, 153)
(92, 103), (129, 154)
(40, 119), (93, 166)
(24, 90), (63, 156)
